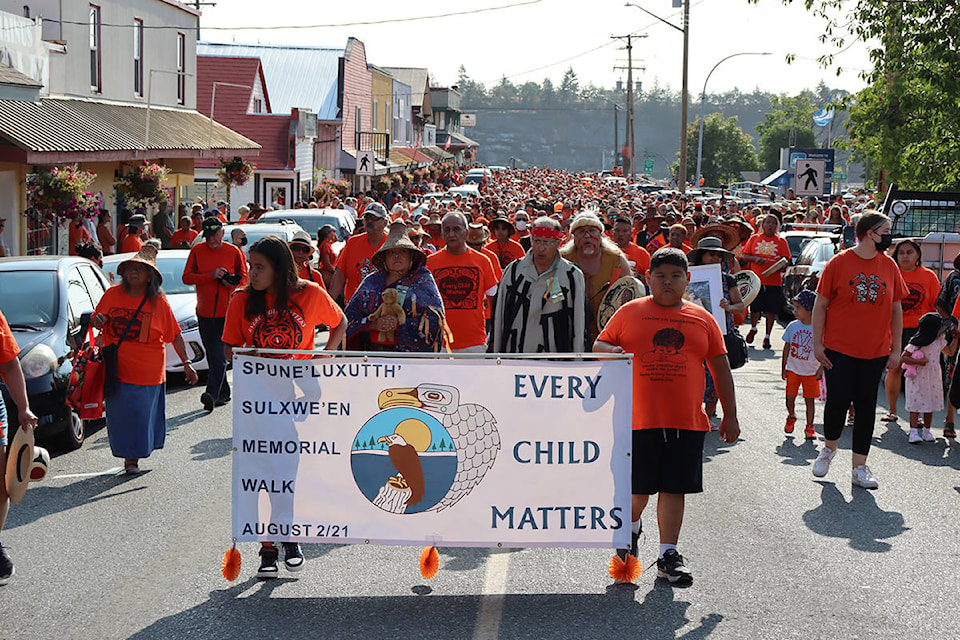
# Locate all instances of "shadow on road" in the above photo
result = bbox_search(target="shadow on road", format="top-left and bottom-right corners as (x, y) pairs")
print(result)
(190, 437), (232, 461)
(870, 421), (960, 471)
(5, 472), (146, 530)
(802, 481), (907, 552)
(775, 435), (819, 466)
(702, 433), (734, 464)
(128, 578), (725, 640)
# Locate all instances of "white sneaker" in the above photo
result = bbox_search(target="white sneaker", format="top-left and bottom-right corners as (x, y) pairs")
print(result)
(921, 428), (935, 442)
(909, 428), (922, 444)
(852, 465), (879, 489)
(812, 447), (836, 477)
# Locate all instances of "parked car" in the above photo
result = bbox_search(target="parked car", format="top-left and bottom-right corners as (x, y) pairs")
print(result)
(257, 208), (355, 242)
(782, 235), (841, 303)
(0, 256), (111, 449)
(781, 224), (842, 260)
(192, 221), (306, 257)
(463, 168), (492, 186)
(101, 250), (208, 376)
(446, 184), (481, 200)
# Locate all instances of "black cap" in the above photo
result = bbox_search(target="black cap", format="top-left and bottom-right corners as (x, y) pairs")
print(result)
(201, 216), (223, 238)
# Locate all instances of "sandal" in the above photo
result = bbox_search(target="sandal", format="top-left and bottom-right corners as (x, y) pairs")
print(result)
(123, 459), (140, 475)
(944, 423), (956, 438)
(882, 412), (898, 422)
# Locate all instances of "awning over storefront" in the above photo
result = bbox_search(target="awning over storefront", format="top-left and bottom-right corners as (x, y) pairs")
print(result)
(393, 147), (433, 165)
(439, 131), (480, 148)
(0, 96), (260, 164)
(420, 146), (455, 162)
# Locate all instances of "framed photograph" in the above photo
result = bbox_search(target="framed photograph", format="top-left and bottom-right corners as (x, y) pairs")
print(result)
(686, 264), (726, 333)
(263, 178), (294, 210)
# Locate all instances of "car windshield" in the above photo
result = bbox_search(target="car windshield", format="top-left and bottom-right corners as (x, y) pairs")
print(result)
(101, 254), (195, 295)
(261, 215), (347, 239)
(785, 235), (812, 258)
(0, 270), (58, 327)
(796, 240), (822, 266)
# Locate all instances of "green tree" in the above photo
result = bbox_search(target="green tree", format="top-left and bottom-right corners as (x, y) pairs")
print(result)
(456, 66), (487, 106)
(518, 81), (541, 106)
(755, 93), (818, 172)
(684, 113), (760, 187)
(559, 67), (579, 104)
(490, 75), (518, 105)
(540, 78), (556, 105)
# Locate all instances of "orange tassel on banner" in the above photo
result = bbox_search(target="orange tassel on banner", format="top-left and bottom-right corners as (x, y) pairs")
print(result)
(419, 545), (440, 579)
(608, 553), (641, 583)
(222, 544), (242, 581)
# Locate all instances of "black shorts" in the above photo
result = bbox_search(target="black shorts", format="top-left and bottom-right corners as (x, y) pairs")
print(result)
(751, 284), (783, 315)
(632, 428), (706, 495)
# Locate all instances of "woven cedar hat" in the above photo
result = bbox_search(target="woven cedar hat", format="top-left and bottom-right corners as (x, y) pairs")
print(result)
(117, 244), (163, 284)
(373, 221), (426, 271)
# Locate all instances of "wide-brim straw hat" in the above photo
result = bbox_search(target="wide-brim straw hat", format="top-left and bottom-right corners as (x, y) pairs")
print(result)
(488, 216), (515, 234)
(689, 224), (740, 251)
(5, 423), (33, 503)
(117, 244), (163, 284)
(687, 235), (735, 265)
(373, 221), (426, 271)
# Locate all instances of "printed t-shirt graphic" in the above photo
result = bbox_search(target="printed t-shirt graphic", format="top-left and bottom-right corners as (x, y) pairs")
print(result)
(223, 282), (344, 359)
(0, 310), (20, 441)
(899, 266), (940, 329)
(95, 287), (180, 385)
(742, 233), (791, 286)
(335, 232), (385, 301)
(427, 248), (497, 349)
(782, 320), (818, 376)
(597, 297), (725, 432)
(817, 249), (906, 359)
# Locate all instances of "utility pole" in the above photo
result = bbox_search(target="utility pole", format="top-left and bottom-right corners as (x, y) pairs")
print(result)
(193, 0), (217, 40)
(678, 0), (690, 193)
(613, 34), (645, 178)
(613, 103), (619, 171)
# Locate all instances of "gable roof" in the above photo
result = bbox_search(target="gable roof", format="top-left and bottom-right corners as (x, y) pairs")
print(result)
(198, 42), (342, 121)
(197, 56), (270, 118)
(382, 67), (429, 107)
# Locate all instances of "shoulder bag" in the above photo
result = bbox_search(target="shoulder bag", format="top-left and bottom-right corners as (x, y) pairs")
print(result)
(102, 295), (149, 398)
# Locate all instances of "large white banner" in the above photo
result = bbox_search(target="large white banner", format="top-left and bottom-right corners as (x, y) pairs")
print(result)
(232, 355), (633, 549)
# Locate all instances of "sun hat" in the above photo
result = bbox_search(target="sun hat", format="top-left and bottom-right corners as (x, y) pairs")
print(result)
(910, 312), (946, 348)
(689, 224), (740, 251)
(373, 221), (426, 271)
(127, 214), (146, 228)
(117, 243), (163, 284)
(4, 424), (34, 503)
(488, 216), (515, 234)
(288, 230), (314, 251)
(687, 235), (735, 265)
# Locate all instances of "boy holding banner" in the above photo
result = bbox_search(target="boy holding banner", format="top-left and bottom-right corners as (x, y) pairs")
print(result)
(594, 247), (740, 585)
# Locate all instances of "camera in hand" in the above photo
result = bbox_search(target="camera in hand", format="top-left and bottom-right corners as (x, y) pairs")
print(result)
(220, 272), (242, 286)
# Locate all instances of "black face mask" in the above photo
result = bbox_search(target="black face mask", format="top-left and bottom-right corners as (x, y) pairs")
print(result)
(238, 237), (247, 247)
(875, 232), (893, 251)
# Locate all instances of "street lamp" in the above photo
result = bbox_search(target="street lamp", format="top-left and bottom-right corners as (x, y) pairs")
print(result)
(694, 52), (771, 188)
(624, 1), (689, 193)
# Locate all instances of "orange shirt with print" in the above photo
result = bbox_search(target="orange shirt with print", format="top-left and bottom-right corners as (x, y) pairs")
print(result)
(95, 286), (180, 385)
(620, 242), (651, 275)
(597, 297), (726, 431)
(899, 266), (941, 329)
(818, 249), (907, 359)
(479, 247), (502, 319)
(170, 228), (198, 249)
(335, 232), (385, 302)
(120, 233), (143, 254)
(182, 241), (248, 318)
(0, 310), (20, 363)
(222, 282), (344, 359)
(485, 239), (526, 270)
(299, 263), (326, 290)
(741, 233), (791, 286)
(427, 248), (498, 349)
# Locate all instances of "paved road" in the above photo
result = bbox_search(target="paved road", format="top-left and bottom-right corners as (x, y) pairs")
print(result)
(2, 332), (958, 639)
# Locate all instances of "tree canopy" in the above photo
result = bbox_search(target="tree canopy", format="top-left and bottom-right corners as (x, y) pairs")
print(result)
(682, 113), (759, 186)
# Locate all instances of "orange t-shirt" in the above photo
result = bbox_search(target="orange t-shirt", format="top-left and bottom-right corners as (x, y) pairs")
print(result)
(427, 248), (498, 349)
(334, 232), (385, 302)
(479, 247), (502, 319)
(95, 286), (180, 385)
(485, 239), (526, 270)
(299, 264), (327, 290)
(741, 233), (791, 286)
(899, 266), (941, 329)
(170, 228), (198, 249)
(120, 233), (143, 254)
(0, 310), (21, 363)
(818, 249), (907, 359)
(68, 222), (93, 254)
(182, 241), (248, 318)
(222, 282), (344, 358)
(620, 242), (651, 275)
(318, 240), (336, 273)
(597, 297), (726, 431)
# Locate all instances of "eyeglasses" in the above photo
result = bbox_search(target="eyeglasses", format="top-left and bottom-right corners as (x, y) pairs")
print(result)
(572, 227), (601, 237)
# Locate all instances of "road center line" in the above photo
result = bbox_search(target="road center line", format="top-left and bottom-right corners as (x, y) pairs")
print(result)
(52, 467), (124, 479)
(472, 550), (511, 640)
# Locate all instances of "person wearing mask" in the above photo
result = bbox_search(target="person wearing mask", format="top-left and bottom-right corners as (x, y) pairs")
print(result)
(427, 212), (498, 353)
(230, 228), (248, 249)
(182, 217), (248, 412)
(329, 202), (389, 303)
(513, 212), (532, 251)
(812, 212), (905, 489)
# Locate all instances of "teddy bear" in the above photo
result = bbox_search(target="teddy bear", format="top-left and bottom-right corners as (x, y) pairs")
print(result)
(368, 288), (406, 343)
(901, 344), (925, 378)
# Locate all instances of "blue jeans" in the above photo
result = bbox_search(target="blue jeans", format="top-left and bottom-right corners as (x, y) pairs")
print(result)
(198, 316), (229, 401)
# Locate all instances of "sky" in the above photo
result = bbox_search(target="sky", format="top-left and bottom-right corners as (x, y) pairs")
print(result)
(198, 0), (873, 99)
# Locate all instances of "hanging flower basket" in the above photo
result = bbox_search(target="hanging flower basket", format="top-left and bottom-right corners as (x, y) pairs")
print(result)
(312, 178), (349, 201)
(217, 157), (255, 187)
(116, 162), (169, 210)
(25, 165), (103, 225)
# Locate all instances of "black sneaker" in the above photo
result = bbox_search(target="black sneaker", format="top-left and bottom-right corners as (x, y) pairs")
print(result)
(257, 544), (279, 579)
(656, 549), (693, 585)
(200, 392), (215, 413)
(282, 542), (304, 572)
(0, 543), (13, 581)
(616, 520), (641, 560)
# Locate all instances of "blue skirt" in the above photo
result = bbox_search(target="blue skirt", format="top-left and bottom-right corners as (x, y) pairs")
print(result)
(105, 381), (166, 459)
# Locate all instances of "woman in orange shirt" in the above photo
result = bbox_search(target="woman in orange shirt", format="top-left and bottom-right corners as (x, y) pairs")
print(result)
(883, 239), (942, 421)
(812, 212), (906, 489)
(316, 225), (337, 288)
(91, 246), (199, 474)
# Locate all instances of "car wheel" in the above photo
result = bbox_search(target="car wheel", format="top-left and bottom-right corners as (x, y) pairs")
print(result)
(59, 410), (85, 451)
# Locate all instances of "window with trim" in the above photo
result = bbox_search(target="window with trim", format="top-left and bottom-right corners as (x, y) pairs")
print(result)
(176, 32), (186, 105)
(373, 99), (378, 131)
(89, 5), (101, 92)
(133, 18), (144, 97)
